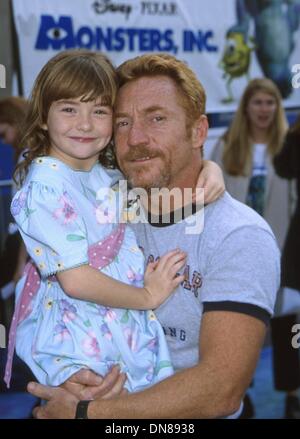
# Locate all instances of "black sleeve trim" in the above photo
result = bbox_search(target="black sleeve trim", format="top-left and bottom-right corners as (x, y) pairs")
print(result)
(202, 301), (271, 325)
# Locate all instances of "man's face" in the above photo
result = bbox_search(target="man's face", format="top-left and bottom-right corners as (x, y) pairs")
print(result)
(114, 76), (197, 191)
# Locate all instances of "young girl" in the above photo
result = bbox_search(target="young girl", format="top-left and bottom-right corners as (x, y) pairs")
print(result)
(5, 50), (223, 393)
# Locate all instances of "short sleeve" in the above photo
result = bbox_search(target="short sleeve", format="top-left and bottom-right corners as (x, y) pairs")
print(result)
(11, 182), (89, 277)
(200, 226), (280, 316)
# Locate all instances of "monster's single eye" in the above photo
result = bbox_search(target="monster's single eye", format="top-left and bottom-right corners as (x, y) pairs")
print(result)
(226, 38), (237, 54)
(46, 27), (68, 40)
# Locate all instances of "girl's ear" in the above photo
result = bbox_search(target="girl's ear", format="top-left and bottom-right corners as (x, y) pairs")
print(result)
(41, 123), (48, 130)
(191, 115), (208, 150)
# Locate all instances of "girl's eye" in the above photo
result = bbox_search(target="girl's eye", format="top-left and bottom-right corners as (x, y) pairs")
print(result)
(62, 107), (75, 113)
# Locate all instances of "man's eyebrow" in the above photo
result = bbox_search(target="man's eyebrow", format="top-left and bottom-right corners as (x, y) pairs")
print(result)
(115, 106), (166, 118)
(114, 112), (129, 119)
(143, 105), (166, 114)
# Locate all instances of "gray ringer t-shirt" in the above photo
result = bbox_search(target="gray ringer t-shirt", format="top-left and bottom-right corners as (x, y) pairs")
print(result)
(132, 192), (280, 373)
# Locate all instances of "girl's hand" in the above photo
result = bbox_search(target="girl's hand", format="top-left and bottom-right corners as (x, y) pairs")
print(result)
(143, 249), (186, 309)
(194, 160), (225, 205)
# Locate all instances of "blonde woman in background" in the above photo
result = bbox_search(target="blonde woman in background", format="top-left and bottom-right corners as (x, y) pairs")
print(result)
(211, 78), (289, 249)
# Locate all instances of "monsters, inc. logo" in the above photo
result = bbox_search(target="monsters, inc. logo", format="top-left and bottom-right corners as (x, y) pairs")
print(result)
(35, 16), (90, 49)
(34, 15), (178, 53)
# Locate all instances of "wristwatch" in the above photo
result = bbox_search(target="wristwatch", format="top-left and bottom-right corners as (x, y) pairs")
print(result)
(75, 400), (91, 419)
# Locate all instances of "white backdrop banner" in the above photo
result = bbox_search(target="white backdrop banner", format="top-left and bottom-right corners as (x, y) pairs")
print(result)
(12, 0), (300, 113)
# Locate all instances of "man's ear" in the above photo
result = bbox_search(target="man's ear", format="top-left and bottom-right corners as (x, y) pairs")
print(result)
(191, 115), (208, 150)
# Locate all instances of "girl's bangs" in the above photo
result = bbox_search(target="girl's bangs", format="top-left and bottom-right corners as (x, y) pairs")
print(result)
(45, 60), (115, 106)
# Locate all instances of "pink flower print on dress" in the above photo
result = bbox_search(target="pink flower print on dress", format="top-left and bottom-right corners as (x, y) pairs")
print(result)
(104, 309), (117, 323)
(100, 323), (113, 340)
(146, 365), (154, 382)
(95, 204), (116, 224)
(81, 330), (101, 359)
(127, 267), (144, 286)
(53, 322), (72, 343)
(11, 190), (28, 216)
(53, 192), (77, 225)
(58, 299), (77, 324)
(97, 306), (109, 317)
(147, 337), (158, 354)
(124, 327), (138, 352)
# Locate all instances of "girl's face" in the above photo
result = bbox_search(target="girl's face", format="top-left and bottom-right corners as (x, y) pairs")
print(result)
(43, 96), (113, 170)
(246, 91), (277, 132)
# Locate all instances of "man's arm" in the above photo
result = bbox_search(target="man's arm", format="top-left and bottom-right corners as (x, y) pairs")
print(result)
(28, 310), (266, 419)
(87, 311), (265, 419)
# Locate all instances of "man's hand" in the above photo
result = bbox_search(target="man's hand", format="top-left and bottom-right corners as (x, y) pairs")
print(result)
(28, 383), (79, 419)
(62, 366), (127, 400)
(28, 367), (128, 419)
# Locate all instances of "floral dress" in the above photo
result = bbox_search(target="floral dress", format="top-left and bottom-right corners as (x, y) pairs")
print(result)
(8, 157), (173, 390)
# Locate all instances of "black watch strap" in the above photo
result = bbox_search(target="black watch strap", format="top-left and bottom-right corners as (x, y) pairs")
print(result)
(75, 400), (91, 419)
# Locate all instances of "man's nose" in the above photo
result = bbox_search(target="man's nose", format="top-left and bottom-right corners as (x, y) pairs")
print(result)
(127, 120), (149, 146)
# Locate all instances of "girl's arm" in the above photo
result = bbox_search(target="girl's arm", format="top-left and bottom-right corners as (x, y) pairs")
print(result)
(195, 160), (225, 205)
(56, 249), (186, 310)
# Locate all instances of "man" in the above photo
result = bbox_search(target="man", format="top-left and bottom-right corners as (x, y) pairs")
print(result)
(28, 54), (280, 419)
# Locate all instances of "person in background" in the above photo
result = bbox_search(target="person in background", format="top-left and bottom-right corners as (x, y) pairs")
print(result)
(0, 97), (28, 322)
(272, 114), (300, 419)
(211, 78), (289, 249)
(0, 97), (27, 164)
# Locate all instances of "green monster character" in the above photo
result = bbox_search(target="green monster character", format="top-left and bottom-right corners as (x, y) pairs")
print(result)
(224, 0), (300, 100)
(220, 31), (255, 103)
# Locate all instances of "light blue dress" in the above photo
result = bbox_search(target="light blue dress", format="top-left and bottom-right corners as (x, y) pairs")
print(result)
(11, 157), (173, 390)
